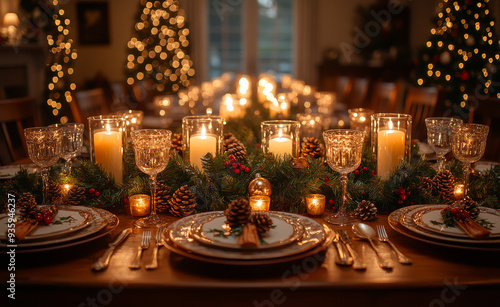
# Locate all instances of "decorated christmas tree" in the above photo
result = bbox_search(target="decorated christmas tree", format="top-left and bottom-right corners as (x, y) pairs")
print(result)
(21, 0), (77, 124)
(125, 0), (195, 93)
(414, 0), (500, 117)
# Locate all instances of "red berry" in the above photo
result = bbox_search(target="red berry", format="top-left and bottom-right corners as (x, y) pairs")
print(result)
(95, 191), (101, 197)
(256, 143), (261, 148)
(123, 198), (129, 204)
(371, 171), (376, 176)
(357, 166), (362, 170)
(239, 163), (243, 166)
(43, 211), (51, 218)
(329, 199), (334, 205)
(224, 161), (229, 167)
(240, 165), (245, 170)
(406, 191), (411, 196)
(232, 163), (238, 169)
(363, 167), (368, 172)
(451, 208), (459, 214)
(332, 207), (337, 211)
(233, 168), (240, 175)
(229, 154), (234, 160)
(354, 170), (360, 176)
(461, 212), (469, 219)
(245, 167), (251, 173)
(443, 207), (450, 212)
(398, 200), (404, 205)
(44, 216), (52, 225)
(325, 177), (330, 183)
(89, 188), (96, 194)
(400, 194), (407, 201)
(35, 213), (43, 222)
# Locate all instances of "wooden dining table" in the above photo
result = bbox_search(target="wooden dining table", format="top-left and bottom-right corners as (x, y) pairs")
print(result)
(4, 210), (500, 307)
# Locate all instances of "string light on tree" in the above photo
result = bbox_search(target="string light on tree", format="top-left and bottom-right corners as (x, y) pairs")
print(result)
(125, 0), (195, 93)
(414, 0), (500, 115)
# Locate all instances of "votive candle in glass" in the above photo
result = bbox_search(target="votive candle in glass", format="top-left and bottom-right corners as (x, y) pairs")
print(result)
(249, 195), (271, 212)
(454, 184), (465, 200)
(306, 194), (326, 216)
(371, 113), (412, 179)
(261, 120), (300, 158)
(349, 108), (374, 141)
(182, 116), (223, 170)
(129, 194), (151, 217)
(89, 115), (125, 184)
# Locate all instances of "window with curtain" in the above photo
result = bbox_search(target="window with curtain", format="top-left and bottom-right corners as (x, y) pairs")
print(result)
(207, 0), (294, 79)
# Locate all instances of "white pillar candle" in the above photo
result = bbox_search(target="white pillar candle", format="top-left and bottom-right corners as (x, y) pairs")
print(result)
(377, 120), (405, 179)
(94, 126), (123, 183)
(190, 125), (217, 170)
(269, 129), (293, 158)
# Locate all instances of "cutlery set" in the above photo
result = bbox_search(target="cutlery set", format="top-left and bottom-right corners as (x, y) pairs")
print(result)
(92, 227), (165, 271)
(327, 223), (412, 270)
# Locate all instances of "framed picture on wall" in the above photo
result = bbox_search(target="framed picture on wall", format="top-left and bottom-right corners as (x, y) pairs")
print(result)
(77, 2), (110, 45)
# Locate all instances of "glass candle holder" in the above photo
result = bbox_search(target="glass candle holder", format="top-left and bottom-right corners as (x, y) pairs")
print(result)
(182, 115), (224, 170)
(129, 194), (151, 217)
(88, 115), (125, 184)
(219, 94), (243, 120)
(296, 113), (325, 139)
(454, 184), (465, 200)
(371, 113), (412, 179)
(306, 194), (326, 216)
(261, 120), (300, 158)
(348, 108), (374, 142)
(249, 195), (271, 212)
(269, 93), (290, 118)
(115, 110), (144, 143)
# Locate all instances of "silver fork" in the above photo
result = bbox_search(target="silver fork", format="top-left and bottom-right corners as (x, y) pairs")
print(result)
(145, 227), (164, 270)
(376, 225), (412, 264)
(129, 231), (151, 269)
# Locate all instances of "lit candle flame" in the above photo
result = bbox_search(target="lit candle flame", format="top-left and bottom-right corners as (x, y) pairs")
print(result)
(360, 116), (366, 122)
(278, 129), (283, 139)
(106, 124), (111, 134)
(201, 125), (206, 137)
(388, 119), (394, 130)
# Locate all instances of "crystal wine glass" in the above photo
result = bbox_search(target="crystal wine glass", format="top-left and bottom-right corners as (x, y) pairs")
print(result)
(24, 127), (62, 204)
(425, 117), (463, 171)
(323, 129), (365, 225)
(131, 129), (172, 228)
(50, 123), (84, 174)
(451, 123), (489, 197)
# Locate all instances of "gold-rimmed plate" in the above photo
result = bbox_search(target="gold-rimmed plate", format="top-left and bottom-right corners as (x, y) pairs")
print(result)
(165, 211), (325, 261)
(412, 205), (500, 239)
(190, 212), (304, 250)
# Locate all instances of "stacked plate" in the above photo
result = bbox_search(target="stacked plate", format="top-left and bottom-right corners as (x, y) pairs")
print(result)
(388, 204), (500, 251)
(163, 211), (328, 265)
(0, 205), (118, 253)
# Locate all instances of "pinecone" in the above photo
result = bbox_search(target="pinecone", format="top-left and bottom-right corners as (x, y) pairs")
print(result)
(223, 133), (247, 161)
(65, 186), (86, 206)
(300, 137), (324, 159)
(171, 133), (183, 157)
(47, 180), (63, 202)
(354, 200), (377, 221)
(17, 193), (38, 219)
(155, 182), (172, 213)
(225, 198), (251, 228)
(168, 185), (197, 217)
(250, 213), (273, 235)
(458, 196), (480, 219)
(420, 176), (434, 193)
(292, 157), (309, 172)
(432, 170), (455, 201)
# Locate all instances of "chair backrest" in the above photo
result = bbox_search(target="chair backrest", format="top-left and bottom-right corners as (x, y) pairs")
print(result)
(0, 97), (35, 165)
(348, 78), (370, 108)
(403, 86), (439, 140)
(469, 97), (500, 161)
(70, 88), (110, 130)
(335, 76), (352, 103)
(369, 81), (401, 113)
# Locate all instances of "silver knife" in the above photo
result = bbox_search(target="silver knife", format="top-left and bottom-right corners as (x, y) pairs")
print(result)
(331, 230), (353, 266)
(92, 228), (132, 271)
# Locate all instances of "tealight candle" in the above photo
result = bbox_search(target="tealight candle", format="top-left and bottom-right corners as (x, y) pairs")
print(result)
(306, 194), (326, 216)
(261, 120), (300, 158)
(190, 125), (217, 170)
(129, 194), (151, 217)
(182, 116), (223, 171)
(269, 129), (293, 157)
(249, 195), (271, 212)
(454, 184), (465, 200)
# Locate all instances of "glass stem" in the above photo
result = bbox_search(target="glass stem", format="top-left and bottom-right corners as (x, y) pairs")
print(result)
(41, 167), (49, 204)
(437, 154), (445, 172)
(64, 159), (72, 175)
(149, 174), (157, 217)
(340, 173), (348, 216)
(463, 162), (471, 197)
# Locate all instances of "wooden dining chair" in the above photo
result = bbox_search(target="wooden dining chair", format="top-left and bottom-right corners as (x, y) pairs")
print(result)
(334, 75), (352, 103)
(347, 77), (370, 108)
(0, 97), (35, 165)
(70, 88), (110, 130)
(469, 97), (500, 161)
(403, 86), (439, 141)
(368, 81), (402, 113)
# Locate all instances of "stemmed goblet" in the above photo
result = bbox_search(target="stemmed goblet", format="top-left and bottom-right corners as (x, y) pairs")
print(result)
(451, 123), (489, 197)
(323, 129), (365, 225)
(50, 123), (84, 174)
(131, 129), (172, 228)
(24, 127), (62, 204)
(425, 117), (463, 171)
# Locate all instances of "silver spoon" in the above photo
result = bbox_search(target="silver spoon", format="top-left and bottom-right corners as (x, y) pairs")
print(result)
(352, 223), (393, 269)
